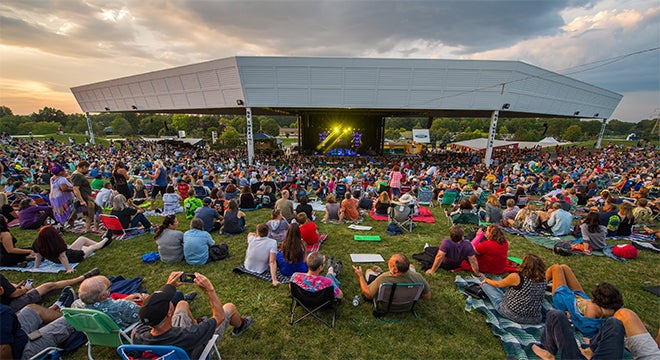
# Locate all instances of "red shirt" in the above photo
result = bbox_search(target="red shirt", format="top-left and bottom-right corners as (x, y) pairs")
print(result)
(178, 183), (190, 199)
(475, 239), (509, 274)
(299, 221), (319, 246)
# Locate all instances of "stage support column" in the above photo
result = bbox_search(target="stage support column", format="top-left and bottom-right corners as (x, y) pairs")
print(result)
(246, 107), (254, 165)
(595, 118), (607, 149)
(85, 112), (95, 145)
(484, 110), (499, 167)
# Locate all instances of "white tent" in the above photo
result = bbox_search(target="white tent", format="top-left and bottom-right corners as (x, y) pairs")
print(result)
(538, 137), (559, 144)
(450, 138), (519, 151)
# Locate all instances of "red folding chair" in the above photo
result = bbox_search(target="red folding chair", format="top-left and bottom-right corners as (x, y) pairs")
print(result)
(99, 214), (142, 240)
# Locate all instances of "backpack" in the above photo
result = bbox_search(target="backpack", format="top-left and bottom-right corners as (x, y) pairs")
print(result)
(386, 222), (403, 236)
(553, 241), (573, 256)
(209, 243), (229, 261)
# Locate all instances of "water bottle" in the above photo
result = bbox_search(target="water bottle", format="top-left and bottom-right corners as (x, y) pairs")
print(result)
(352, 295), (360, 307)
(464, 295), (473, 312)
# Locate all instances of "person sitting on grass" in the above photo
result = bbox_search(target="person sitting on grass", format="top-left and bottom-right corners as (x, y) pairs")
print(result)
(276, 224), (307, 277)
(109, 194), (153, 234)
(33, 225), (109, 274)
(243, 224), (279, 286)
(574, 212), (607, 254)
(353, 253), (431, 301)
(0, 271), (95, 312)
(372, 191), (391, 216)
(155, 214), (184, 264)
(290, 251), (343, 300)
(322, 194), (340, 224)
(222, 199), (246, 235)
(469, 224), (510, 274)
(1, 215), (36, 267)
(266, 209), (289, 243)
(132, 271), (253, 359)
(532, 307), (660, 360)
(480, 253), (547, 324)
(18, 198), (54, 230)
(339, 192), (359, 223)
(546, 263), (624, 338)
(294, 195), (315, 221)
(183, 218), (214, 266)
(195, 197), (222, 232)
(162, 185), (184, 214)
(296, 213), (319, 247)
(183, 192), (203, 220)
(425, 225), (481, 276)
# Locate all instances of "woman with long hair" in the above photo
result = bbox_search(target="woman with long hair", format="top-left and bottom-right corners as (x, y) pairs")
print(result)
(322, 194), (340, 224)
(373, 191), (391, 216)
(149, 159), (168, 209)
(239, 185), (258, 210)
(48, 163), (75, 226)
(388, 164), (403, 198)
(0, 192), (19, 226)
(154, 214), (184, 263)
(222, 199), (246, 235)
(511, 202), (540, 233)
(0, 215), (35, 266)
(576, 212), (607, 253)
(470, 224), (510, 274)
(484, 194), (502, 224)
(616, 201), (635, 236)
(224, 183), (240, 201)
(112, 161), (131, 200)
(276, 223), (308, 276)
(33, 225), (109, 273)
(481, 253), (547, 324)
(109, 194), (152, 231)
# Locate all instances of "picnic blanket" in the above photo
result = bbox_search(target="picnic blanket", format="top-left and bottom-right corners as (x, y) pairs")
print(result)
(0, 258), (83, 273)
(348, 224), (373, 231)
(369, 206), (436, 223)
(643, 285), (660, 297)
(455, 275), (555, 359)
(502, 227), (541, 237)
(232, 265), (290, 284)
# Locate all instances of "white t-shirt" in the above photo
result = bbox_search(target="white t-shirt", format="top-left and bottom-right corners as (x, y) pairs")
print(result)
(244, 235), (277, 273)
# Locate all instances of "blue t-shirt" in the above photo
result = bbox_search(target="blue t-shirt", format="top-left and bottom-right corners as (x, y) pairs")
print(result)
(183, 229), (214, 265)
(276, 252), (308, 276)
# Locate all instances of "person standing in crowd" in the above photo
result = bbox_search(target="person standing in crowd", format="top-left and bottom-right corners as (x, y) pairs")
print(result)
(112, 161), (131, 200)
(149, 159), (169, 209)
(48, 164), (75, 227)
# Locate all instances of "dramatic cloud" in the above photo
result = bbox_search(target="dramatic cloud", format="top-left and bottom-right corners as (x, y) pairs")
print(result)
(0, 0), (657, 120)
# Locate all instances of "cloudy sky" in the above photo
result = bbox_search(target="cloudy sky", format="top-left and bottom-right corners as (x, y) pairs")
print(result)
(0, 0), (658, 121)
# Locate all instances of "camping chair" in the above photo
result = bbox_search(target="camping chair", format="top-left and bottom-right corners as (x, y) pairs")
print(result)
(440, 191), (458, 206)
(389, 203), (415, 232)
(117, 334), (221, 360)
(417, 189), (434, 207)
(476, 190), (491, 207)
(99, 214), (142, 240)
(372, 282), (425, 321)
(61, 308), (137, 360)
(450, 212), (481, 233)
(516, 196), (529, 207)
(289, 282), (338, 328)
(193, 185), (210, 198)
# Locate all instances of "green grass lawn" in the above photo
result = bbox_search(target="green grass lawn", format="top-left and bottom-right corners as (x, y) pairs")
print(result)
(9, 203), (660, 359)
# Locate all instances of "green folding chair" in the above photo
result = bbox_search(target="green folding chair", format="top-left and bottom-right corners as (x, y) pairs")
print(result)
(440, 191), (458, 206)
(61, 308), (137, 360)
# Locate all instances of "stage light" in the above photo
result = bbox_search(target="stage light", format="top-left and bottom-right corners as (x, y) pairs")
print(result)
(334, 127), (339, 132)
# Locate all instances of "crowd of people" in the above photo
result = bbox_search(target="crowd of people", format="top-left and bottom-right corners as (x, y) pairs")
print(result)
(1, 133), (659, 358)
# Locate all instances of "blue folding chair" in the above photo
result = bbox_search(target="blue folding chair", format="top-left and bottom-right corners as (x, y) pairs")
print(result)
(117, 334), (220, 360)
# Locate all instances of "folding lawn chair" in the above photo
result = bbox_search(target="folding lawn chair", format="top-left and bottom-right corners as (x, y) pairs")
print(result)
(117, 334), (221, 360)
(516, 196), (529, 207)
(61, 308), (137, 360)
(99, 214), (142, 240)
(417, 189), (434, 207)
(372, 282), (425, 321)
(440, 191), (458, 206)
(289, 282), (338, 328)
(389, 203), (415, 232)
(450, 212), (481, 233)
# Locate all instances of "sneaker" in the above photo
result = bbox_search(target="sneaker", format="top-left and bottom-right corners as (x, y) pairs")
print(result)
(327, 256), (334, 271)
(333, 260), (342, 277)
(101, 235), (113, 249)
(83, 268), (100, 279)
(232, 316), (253, 337)
(56, 286), (77, 308)
(183, 292), (197, 302)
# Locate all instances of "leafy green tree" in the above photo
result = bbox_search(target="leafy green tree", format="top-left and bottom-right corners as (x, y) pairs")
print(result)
(289, 120), (298, 128)
(17, 121), (59, 134)
(110, 116), (133, 136)
(171, 114), (196, 133)
(220, 126), (243, 147)
(384, 128), (402, 140)
(259, 118), (280, 136)
(0, 106), (13, 118)
(606, 119), (635, 136)
(513, 128), (541, 141)
(429, 126), (448, 142)
(580, 120), (603, 137)
(563, 125), (583, 141)
(0, 115), (27, 134)
(31, 107), (67, 124)
(140, 115), (170, 135)
(455, 129), (487, 141)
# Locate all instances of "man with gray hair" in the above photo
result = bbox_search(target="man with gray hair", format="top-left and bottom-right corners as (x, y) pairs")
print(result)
(290, 252), (343, 299)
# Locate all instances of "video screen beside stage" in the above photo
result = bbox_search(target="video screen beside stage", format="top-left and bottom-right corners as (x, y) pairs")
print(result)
(299, 113), (384, 156)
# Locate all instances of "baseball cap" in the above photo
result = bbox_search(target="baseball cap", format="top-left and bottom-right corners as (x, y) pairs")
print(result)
(203, 197), (213, 205)
(139, 284), (176, 326)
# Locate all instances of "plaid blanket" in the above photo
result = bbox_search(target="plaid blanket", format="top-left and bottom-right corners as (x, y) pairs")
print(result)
(455, 275), (555, 359)
(502, 227), (541, 237)
(232, 265), (291, 284)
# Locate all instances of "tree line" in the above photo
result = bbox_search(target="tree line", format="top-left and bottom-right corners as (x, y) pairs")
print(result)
(1, 106), (656, 146)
